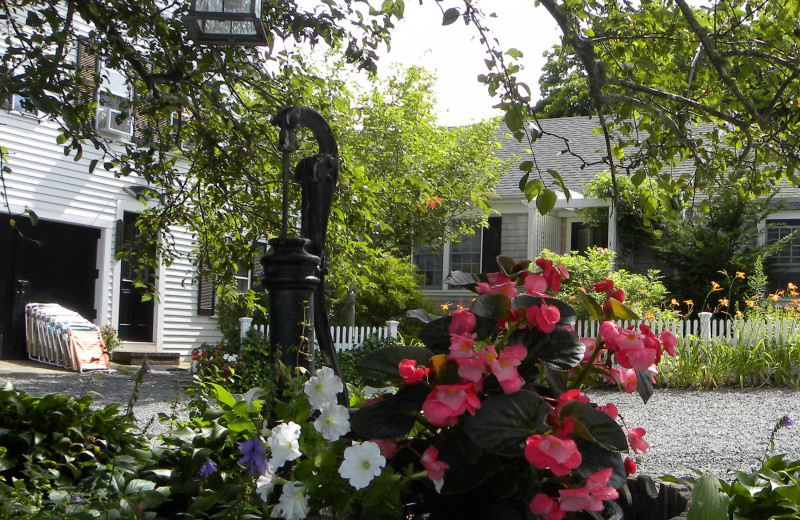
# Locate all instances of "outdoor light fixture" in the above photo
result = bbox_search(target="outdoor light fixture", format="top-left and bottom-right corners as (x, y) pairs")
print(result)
(184, 0), (268, 46)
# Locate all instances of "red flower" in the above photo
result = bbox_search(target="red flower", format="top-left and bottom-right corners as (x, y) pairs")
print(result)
(624, 456), (637, 476)
(398, 359), (430, 385)
(526, 302), (561, 333)
(529, 493), (565, 520)
(592, 278), (615, 293)
(448, 309), (476, 335)
(421, 446), (450, 481)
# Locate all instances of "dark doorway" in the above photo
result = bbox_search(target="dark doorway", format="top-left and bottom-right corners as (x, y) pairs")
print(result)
(0, 215), (100, 359)
(117, 212), (154, 342)
(571, 221), (608, 252)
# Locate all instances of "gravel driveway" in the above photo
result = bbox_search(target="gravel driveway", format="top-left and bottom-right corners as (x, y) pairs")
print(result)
(3, 362), (799, 481)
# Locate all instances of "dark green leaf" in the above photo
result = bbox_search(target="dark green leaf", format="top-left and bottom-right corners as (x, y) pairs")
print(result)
(508, 327), (585, 370)
(559, 401), (628, 451)
(575, 438), (626, 489)
(471, 293), (510, 319)
(442, 7), (459, 25)
(686, 473), (729, 520)
(464, 391), (548, 456)
(524, 179), (543, 202)
(444, 270), (483, 289)
(635, 369), (653, 403)
(356, 346), (433, 387)
(419, 316), (452, 353)
(349, 384), (429, 438)
(436, 429), (490, 494)
(406, 308), (437, 324)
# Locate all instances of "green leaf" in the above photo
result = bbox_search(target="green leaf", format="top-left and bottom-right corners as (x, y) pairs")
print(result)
(464, 391), (548, 455)
(436, 429), (491, 494)
(355, 346), (433, 387)
(536, 188), (557, 215)
(349, 384), (428, 438)
(520, 160), (534, 172)
(518, 171), (530, 192)
(125, 479), (156, 494)
(209, 383), (236, 408)
(444, 270), (482, 288)
(442, 7), (459, 25)
(687, 473), (729, 520)
(24, 209), (38, 226)
(406, 308), (437, 324)
(577, 291), (604, 320)
(418, 316), (453, 353)
(636, 369), (654, 403)
(575, 438), (627, 489)
(471, 293), (511, 319)
(559, 401), (628, 451)
(608, 298), (639, 320)
(524, 180), (543, 202)
(509, 328), (586, 371)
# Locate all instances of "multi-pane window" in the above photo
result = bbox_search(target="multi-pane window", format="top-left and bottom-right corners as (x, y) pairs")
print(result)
(2, 94), (36, 115)
(766, 219), (800, 290)
(449, 231), (482, 274)
(415, 244), (444, 287)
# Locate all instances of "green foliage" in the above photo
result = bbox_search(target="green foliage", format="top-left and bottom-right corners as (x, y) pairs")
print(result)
(658, 335), (800, 389)
(667, 451), (800, 520)
(213, 285), (268, 344)
(100, 325), (121, 352)
(533, 44), (592, 118)
(191, 330), (276, 395)
(332, 254), (436, 327)
(649, 182), (788, 316)
(540, 248), (669, 320)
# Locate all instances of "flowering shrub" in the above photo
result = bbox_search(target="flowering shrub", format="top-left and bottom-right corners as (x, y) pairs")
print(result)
(192, 329), (275, 393)
(346, 255), (677, 518)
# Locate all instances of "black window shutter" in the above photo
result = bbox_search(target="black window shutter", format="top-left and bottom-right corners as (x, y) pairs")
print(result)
(481, 216), (503, 273)
(251, 242), (268, 291)
(197, 263), (216, 316)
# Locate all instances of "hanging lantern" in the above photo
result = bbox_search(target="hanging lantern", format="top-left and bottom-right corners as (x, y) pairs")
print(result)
(184, 0), (268, 46)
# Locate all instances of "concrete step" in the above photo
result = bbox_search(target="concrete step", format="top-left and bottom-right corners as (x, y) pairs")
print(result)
(111, 351), (181, 366)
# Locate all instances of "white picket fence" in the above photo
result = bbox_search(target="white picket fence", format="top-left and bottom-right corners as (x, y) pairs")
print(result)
(238, 318), (400, 352)
(574, 312), (800, 346)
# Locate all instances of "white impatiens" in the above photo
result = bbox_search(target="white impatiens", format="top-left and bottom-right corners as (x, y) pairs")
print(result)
(270, 481), (310, 520)
(256, 462), (276, 501)
(338, 441), (386, 490)
(268, 422), (302, 469)
(313, 402), (351, 441)
(304, 366), (343, 409)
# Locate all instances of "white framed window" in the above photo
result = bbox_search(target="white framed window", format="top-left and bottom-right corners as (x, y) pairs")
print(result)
(96, 90), (132, 138)
(2, 93), (36, 116)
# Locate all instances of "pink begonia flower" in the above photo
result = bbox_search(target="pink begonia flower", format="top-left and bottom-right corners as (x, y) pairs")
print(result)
(448, 332), (477, 358)
(422, 383), (482, 426)
(559, 468), (619, 512)
(627, 427), (650, 454)
(371, 438), (397, 459)
(421, 446), (449, 481)
(555, 416), (576, 439)
(524, 434), (582, 476)
(448, 309), (476, 335)
(490, 344), (527, 381)
(598, 402), (618, 420)
(660, 330), (678, 356)
(526, 302), (561, 333)
(599, 321), (621, 347)
(498, 373), (524, 394)
(454, 356), (486, 383)
(611, 367), (638, 393)
(524, 273), (548, 296)
(580, 337), (597, 363)
(398, 359), (430, 385)
(535, 258), (569, 294)
(475, 281), (519, 300)
(529, 493), (565, 520)
(486, 272), (512, 285)
(558, 389), (590, 407)
(477, 344), (499, 366)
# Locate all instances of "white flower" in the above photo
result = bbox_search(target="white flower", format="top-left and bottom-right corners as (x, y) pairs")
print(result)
(270, 481), (309, 520)
(338, 441), (386, 490)
(223, 353), (238, 363)
(304, 367), (343, 409)
(256, 462), (276, 501)
(313, 402), (351, 441)
(268, 422), (302, 469)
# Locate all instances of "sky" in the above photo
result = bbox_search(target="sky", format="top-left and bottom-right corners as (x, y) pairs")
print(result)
(376, 0), (562, 126)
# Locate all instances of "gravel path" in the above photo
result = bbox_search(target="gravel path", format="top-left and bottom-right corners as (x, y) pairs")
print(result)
(3, 366), (800, 481)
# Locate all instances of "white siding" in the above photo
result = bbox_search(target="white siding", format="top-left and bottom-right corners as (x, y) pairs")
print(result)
(499, 212), (528, 261)
(1, 109), (222, 356)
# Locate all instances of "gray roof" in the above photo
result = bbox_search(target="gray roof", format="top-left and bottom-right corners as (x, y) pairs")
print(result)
(495, 116), (693, 198)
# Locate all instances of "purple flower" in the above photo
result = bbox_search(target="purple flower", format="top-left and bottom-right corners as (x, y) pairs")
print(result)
(782, 416), (795, 427)
(197, 459), (218, 477)
(145, 361), (152, 373)
(238, 436), (267, 476)
(72, 496), (87, 504)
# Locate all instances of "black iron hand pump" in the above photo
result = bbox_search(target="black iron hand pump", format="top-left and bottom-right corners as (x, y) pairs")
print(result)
(262, 107), (347, 402)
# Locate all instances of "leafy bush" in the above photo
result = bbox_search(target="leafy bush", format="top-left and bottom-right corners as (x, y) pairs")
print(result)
(191, 329), (276, 394)
(540, 248), (670, 320)
(100, 325), (121, 352)
(335, 334), (405, 386)
(213, 285), (269, 343)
